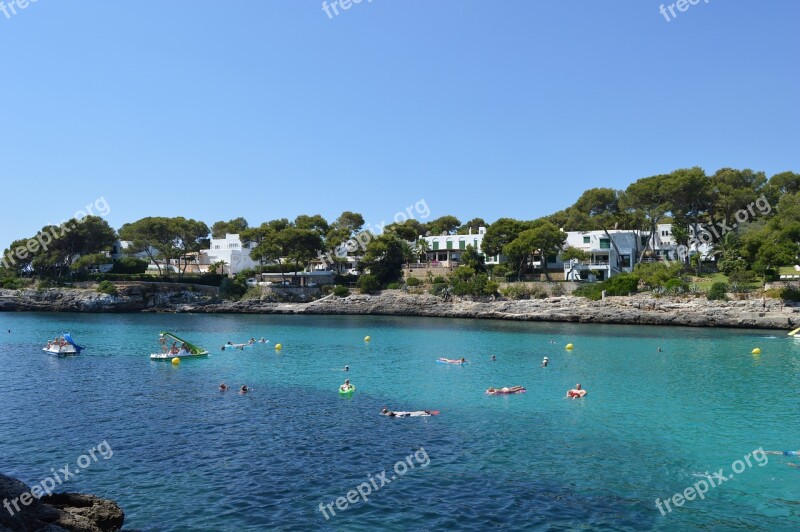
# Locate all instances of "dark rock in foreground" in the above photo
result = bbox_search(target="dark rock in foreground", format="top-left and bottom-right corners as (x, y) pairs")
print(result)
(0, 474), (123, 532)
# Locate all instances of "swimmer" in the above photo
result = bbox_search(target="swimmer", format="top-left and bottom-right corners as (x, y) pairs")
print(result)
(460, 357), (466, 363)
(240, 385), (249, 394)
(491, 355), (496, 361)
(763, 450), (800, 456)
(259, 337), (267, 343)
(541, 357), (549, 367)
(565, 383), (587, 398)
(339, 379), (354, 392)
(219, 383), (229, 392)
(344, 365), (349, 372)
(487, 386), (526, 395)
(657, 347), (662, 352)
(221, 345), (226, 351)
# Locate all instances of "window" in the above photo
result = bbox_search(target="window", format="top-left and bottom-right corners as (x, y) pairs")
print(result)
(583, 236), (591, 244)
(432, 241), (439, 251)
(546, 255), (557, 263)
(621, 255), (631, 267)
(459, 240), (466, 250)
(214, 245), (221, 250)
(599, 238), (611, 249)
(446, 240), (453, 250)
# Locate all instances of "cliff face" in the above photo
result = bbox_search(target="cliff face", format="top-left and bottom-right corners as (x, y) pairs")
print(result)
(0, 474), (123, 532)
(192, 292), (799, 330)
(1, 285), (797, 330)
(0, 284), (216, 313)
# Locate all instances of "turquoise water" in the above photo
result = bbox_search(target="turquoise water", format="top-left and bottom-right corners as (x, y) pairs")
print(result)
(1, 313), (799, 531)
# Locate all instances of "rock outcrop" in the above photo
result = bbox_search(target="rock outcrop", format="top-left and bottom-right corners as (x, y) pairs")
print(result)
(2, 284), (798, 330)
(0, 474), (123, 532)
(190, 292), (800, 330)
(0, 283), (215, 313)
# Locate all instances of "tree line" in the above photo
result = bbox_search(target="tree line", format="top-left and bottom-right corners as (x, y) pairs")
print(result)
(1, 167), (798, 288)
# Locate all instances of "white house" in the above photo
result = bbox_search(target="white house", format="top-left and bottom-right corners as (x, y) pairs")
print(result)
(561, 230), (639, 281)
(200, 234), (260, 275)
(420, 227), (501, 267)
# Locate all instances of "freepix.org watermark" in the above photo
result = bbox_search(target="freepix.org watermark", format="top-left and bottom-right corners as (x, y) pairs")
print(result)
(666, 194), (771, 264)
(316, 198), (430, 270)
(659, 0), (710, 23)
(322, 0), (373, 20)
(655, 447), (767, 516)
(0, 0), (39, 21)
(3, 440), (114, 517)
(0, 196), (111, 270)
(318, 446), (430, 520)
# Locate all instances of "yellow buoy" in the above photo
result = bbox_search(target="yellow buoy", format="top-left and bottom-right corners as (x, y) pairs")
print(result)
(171, 357), (180, 365)
(751, 348), (761, 355)
(565, 343), (574, 350)
(364, 336), (371, 342)
(275, 343), (282, 350)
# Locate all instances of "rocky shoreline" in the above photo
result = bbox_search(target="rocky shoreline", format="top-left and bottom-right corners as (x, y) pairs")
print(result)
(1, 284), (798, 330)
(0, 474), (124, 532)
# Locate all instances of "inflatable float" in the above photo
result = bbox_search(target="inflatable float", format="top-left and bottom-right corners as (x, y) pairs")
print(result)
(382, 410), (440, 417)
(339, 385), (356, 396)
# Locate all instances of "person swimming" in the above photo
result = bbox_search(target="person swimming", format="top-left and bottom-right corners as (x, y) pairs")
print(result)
(491, 355), (496, 361)
(566, 383), (587, 398)
(541, 357), (549, 367)
(219, 383), (229, 392)
(344, 365), (349, 372)
(240, 385), (249, 394)
(259, 337), (267, 343)
(340, 379), (354, 392)
(764, 450), (800, 456)
(487, 386), (526, 395)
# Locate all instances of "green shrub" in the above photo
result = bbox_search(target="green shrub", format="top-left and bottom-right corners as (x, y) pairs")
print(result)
(707, 282), (728, 301)
(96, 280), (118, 296)
(37, 280), (57, 290)
(634, 262), (682, 288)
(0, 277), (28, 290)
(242, 286), (262, 300)
(573, 273), (639, 301)
(433, 276), (446, 284)
(451, 274), (498, 297)
(386, 282), (401, 290)
(430, 283), (448, 295)
(357, 274), (380, 294)
(779, 288), (800, 301)
(406, 277), (421, 286)
(664, 278), (689, 294)
(500, 284), (548, 300)
(332, 285), (350, 297)
(220, 277), (246, 300)
(111, 258), (148, 274)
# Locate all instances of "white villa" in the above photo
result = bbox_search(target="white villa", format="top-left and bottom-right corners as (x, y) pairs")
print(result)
(200, 234), (260, 275)
(420, 227), (502, 267)
(561, 230), (639, 281)
(409, 223), (716, 282)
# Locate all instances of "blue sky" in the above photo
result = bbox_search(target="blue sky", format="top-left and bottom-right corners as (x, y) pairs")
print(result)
(1, 0), (798, 249)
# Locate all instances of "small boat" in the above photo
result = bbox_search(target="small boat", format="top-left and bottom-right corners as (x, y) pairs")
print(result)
(788, 327), (800, 338)
(150, 332), (209, 360)
(43, 333), (84, 355)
